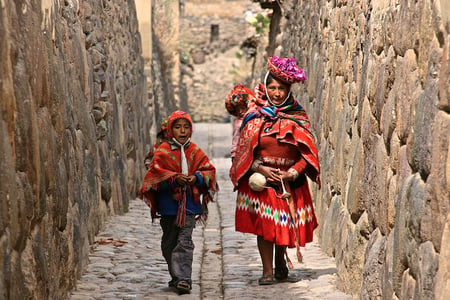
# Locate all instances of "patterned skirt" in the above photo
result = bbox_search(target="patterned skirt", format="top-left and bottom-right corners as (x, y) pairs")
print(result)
(235, 175), (318, 248)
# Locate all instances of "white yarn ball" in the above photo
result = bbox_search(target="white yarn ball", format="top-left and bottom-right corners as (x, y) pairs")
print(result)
(249, 172), (267, 192)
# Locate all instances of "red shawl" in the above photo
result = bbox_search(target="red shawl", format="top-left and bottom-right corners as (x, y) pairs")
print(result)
(229, 96), (320, 189)
(139, 141), (218, 225)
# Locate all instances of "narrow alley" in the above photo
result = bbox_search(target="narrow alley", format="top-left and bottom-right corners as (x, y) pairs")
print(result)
(69, 123), (352, 300)
(1, 0), (448, 298)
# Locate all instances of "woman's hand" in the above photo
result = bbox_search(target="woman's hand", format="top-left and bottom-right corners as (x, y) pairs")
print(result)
(258, 166), (295, 184)
(258, 165), (281, 185)
(279, 170), (295, 182)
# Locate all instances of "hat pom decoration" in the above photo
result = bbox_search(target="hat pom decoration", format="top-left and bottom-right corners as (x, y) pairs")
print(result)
(267, 56), (307, 84)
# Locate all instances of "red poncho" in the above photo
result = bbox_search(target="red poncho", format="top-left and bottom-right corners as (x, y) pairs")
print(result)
(139, 141), (218, 226)
(229, 97), (320, 188)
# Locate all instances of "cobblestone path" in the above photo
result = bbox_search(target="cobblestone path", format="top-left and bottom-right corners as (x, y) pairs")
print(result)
(69, 123), (352, 300)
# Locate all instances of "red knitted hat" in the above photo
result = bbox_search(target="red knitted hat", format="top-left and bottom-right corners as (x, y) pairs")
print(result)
(167, 110), (193, 139)
(225, 83), (256, 116)
(157, 117), (169, 137)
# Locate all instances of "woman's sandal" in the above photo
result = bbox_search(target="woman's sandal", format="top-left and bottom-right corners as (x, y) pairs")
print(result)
(258, 275), (275, 285)
(176, 280), (191, 294)
(274, 266), (289, 281)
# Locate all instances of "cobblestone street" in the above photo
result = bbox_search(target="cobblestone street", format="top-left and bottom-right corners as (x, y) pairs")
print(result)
(69, 123), (352, 300)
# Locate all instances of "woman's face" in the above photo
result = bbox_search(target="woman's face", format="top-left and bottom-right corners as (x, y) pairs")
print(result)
(266, 79), (290, 105)
(171, 118), (191, 144)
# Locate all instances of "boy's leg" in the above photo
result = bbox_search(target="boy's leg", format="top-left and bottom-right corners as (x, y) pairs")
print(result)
(160, 216), (179, 282)
(171, 215), (196, 284)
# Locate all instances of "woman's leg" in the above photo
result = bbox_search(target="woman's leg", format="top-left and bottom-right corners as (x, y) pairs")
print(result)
(274, 245), (287, 267)
(274, 245), (289, 280)
(257, 235), (274, 277)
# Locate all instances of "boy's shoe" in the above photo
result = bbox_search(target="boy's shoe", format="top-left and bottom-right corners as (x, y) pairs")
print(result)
(168, 278), (177, 287)
(176, 280), (191, 294)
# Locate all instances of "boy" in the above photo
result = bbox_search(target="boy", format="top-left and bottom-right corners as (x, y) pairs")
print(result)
(139, 110), (218, 294)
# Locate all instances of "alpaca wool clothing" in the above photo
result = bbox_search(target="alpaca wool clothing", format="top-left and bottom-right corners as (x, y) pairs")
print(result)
(231, 98), (320, 187)
(230, 116), (243, 159)
(230, 94), (320, 249)
(225, 83), (256, 117)
(166, 110), (193, 140)
(139, 110), (218, 226)
(171, 137), (191, 175)
(139, 140), (217, 225)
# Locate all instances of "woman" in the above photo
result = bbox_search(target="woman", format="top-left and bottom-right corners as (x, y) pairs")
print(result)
(229, 56), (321, 285)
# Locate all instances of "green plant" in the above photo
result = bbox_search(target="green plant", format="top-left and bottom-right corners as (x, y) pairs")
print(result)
(251, 13), (270, 35)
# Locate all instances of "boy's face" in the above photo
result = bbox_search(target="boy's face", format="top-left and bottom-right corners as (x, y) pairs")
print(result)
(172, 118), (191, 144)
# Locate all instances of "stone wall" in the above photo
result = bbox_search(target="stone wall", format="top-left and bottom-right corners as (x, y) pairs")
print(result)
(0, 0), (150, 299)
(255, 0), (449, 298)
(151, 0), (185, 128)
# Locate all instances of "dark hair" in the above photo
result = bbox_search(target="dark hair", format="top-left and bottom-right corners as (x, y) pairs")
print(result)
(265, 73), (291, 89)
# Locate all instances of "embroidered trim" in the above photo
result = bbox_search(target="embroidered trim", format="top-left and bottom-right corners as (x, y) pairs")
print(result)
(288, 168), (299, 180)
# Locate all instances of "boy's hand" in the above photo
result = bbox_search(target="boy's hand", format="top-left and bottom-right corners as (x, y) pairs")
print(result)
(175, 174), (188, 186)
(186, 175), (197, 185)
(175, 174), (197, 186)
